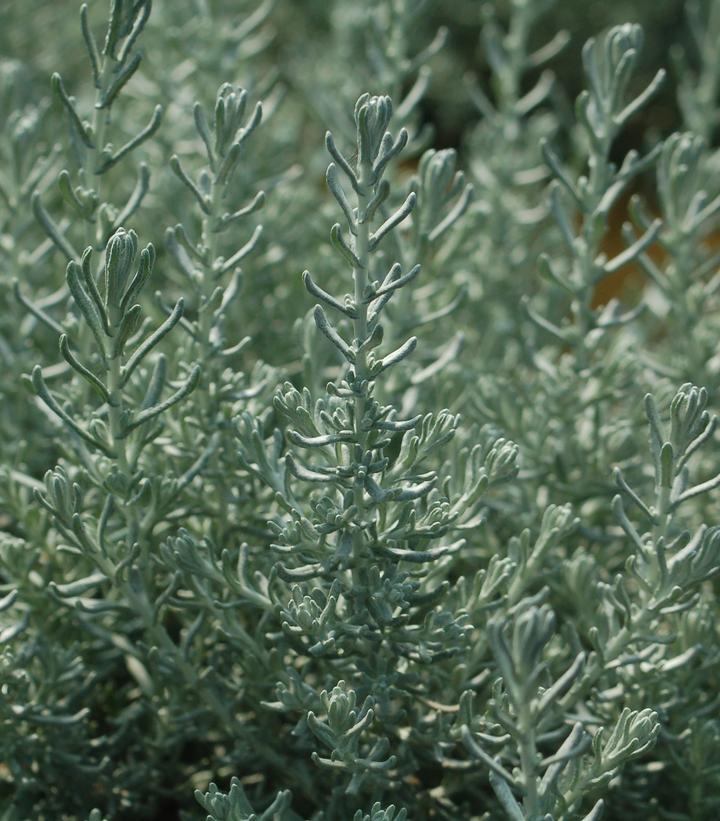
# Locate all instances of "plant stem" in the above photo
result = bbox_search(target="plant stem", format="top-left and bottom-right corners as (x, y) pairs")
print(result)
(351, 159), (373, 577)
(518, 703), (540, 817)
(85, 59), (113, 250)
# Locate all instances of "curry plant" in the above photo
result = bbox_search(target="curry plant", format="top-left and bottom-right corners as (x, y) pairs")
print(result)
(2, 1), (720, 819)
(31, 0), (161, 260)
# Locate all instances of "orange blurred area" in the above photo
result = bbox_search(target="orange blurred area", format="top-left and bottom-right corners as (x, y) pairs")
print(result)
(592, 190), (720, 308)
(591, 192), (657, 308)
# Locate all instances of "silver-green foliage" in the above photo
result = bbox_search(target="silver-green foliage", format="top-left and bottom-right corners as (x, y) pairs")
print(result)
(1, 1), (720, 820)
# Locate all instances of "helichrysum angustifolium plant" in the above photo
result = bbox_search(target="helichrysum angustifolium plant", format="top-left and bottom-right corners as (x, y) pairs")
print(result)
(2, 0), (720, 819)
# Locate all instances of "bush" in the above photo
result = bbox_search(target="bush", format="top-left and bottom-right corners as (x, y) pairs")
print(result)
(1, 1), (720, 818)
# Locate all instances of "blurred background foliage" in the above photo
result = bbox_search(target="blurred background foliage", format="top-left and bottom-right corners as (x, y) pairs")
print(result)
(0, 0), (692, 153)
(0, 0), (703, 363)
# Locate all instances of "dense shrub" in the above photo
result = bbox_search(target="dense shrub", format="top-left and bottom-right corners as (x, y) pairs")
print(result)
(1, 1), (720, 818)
